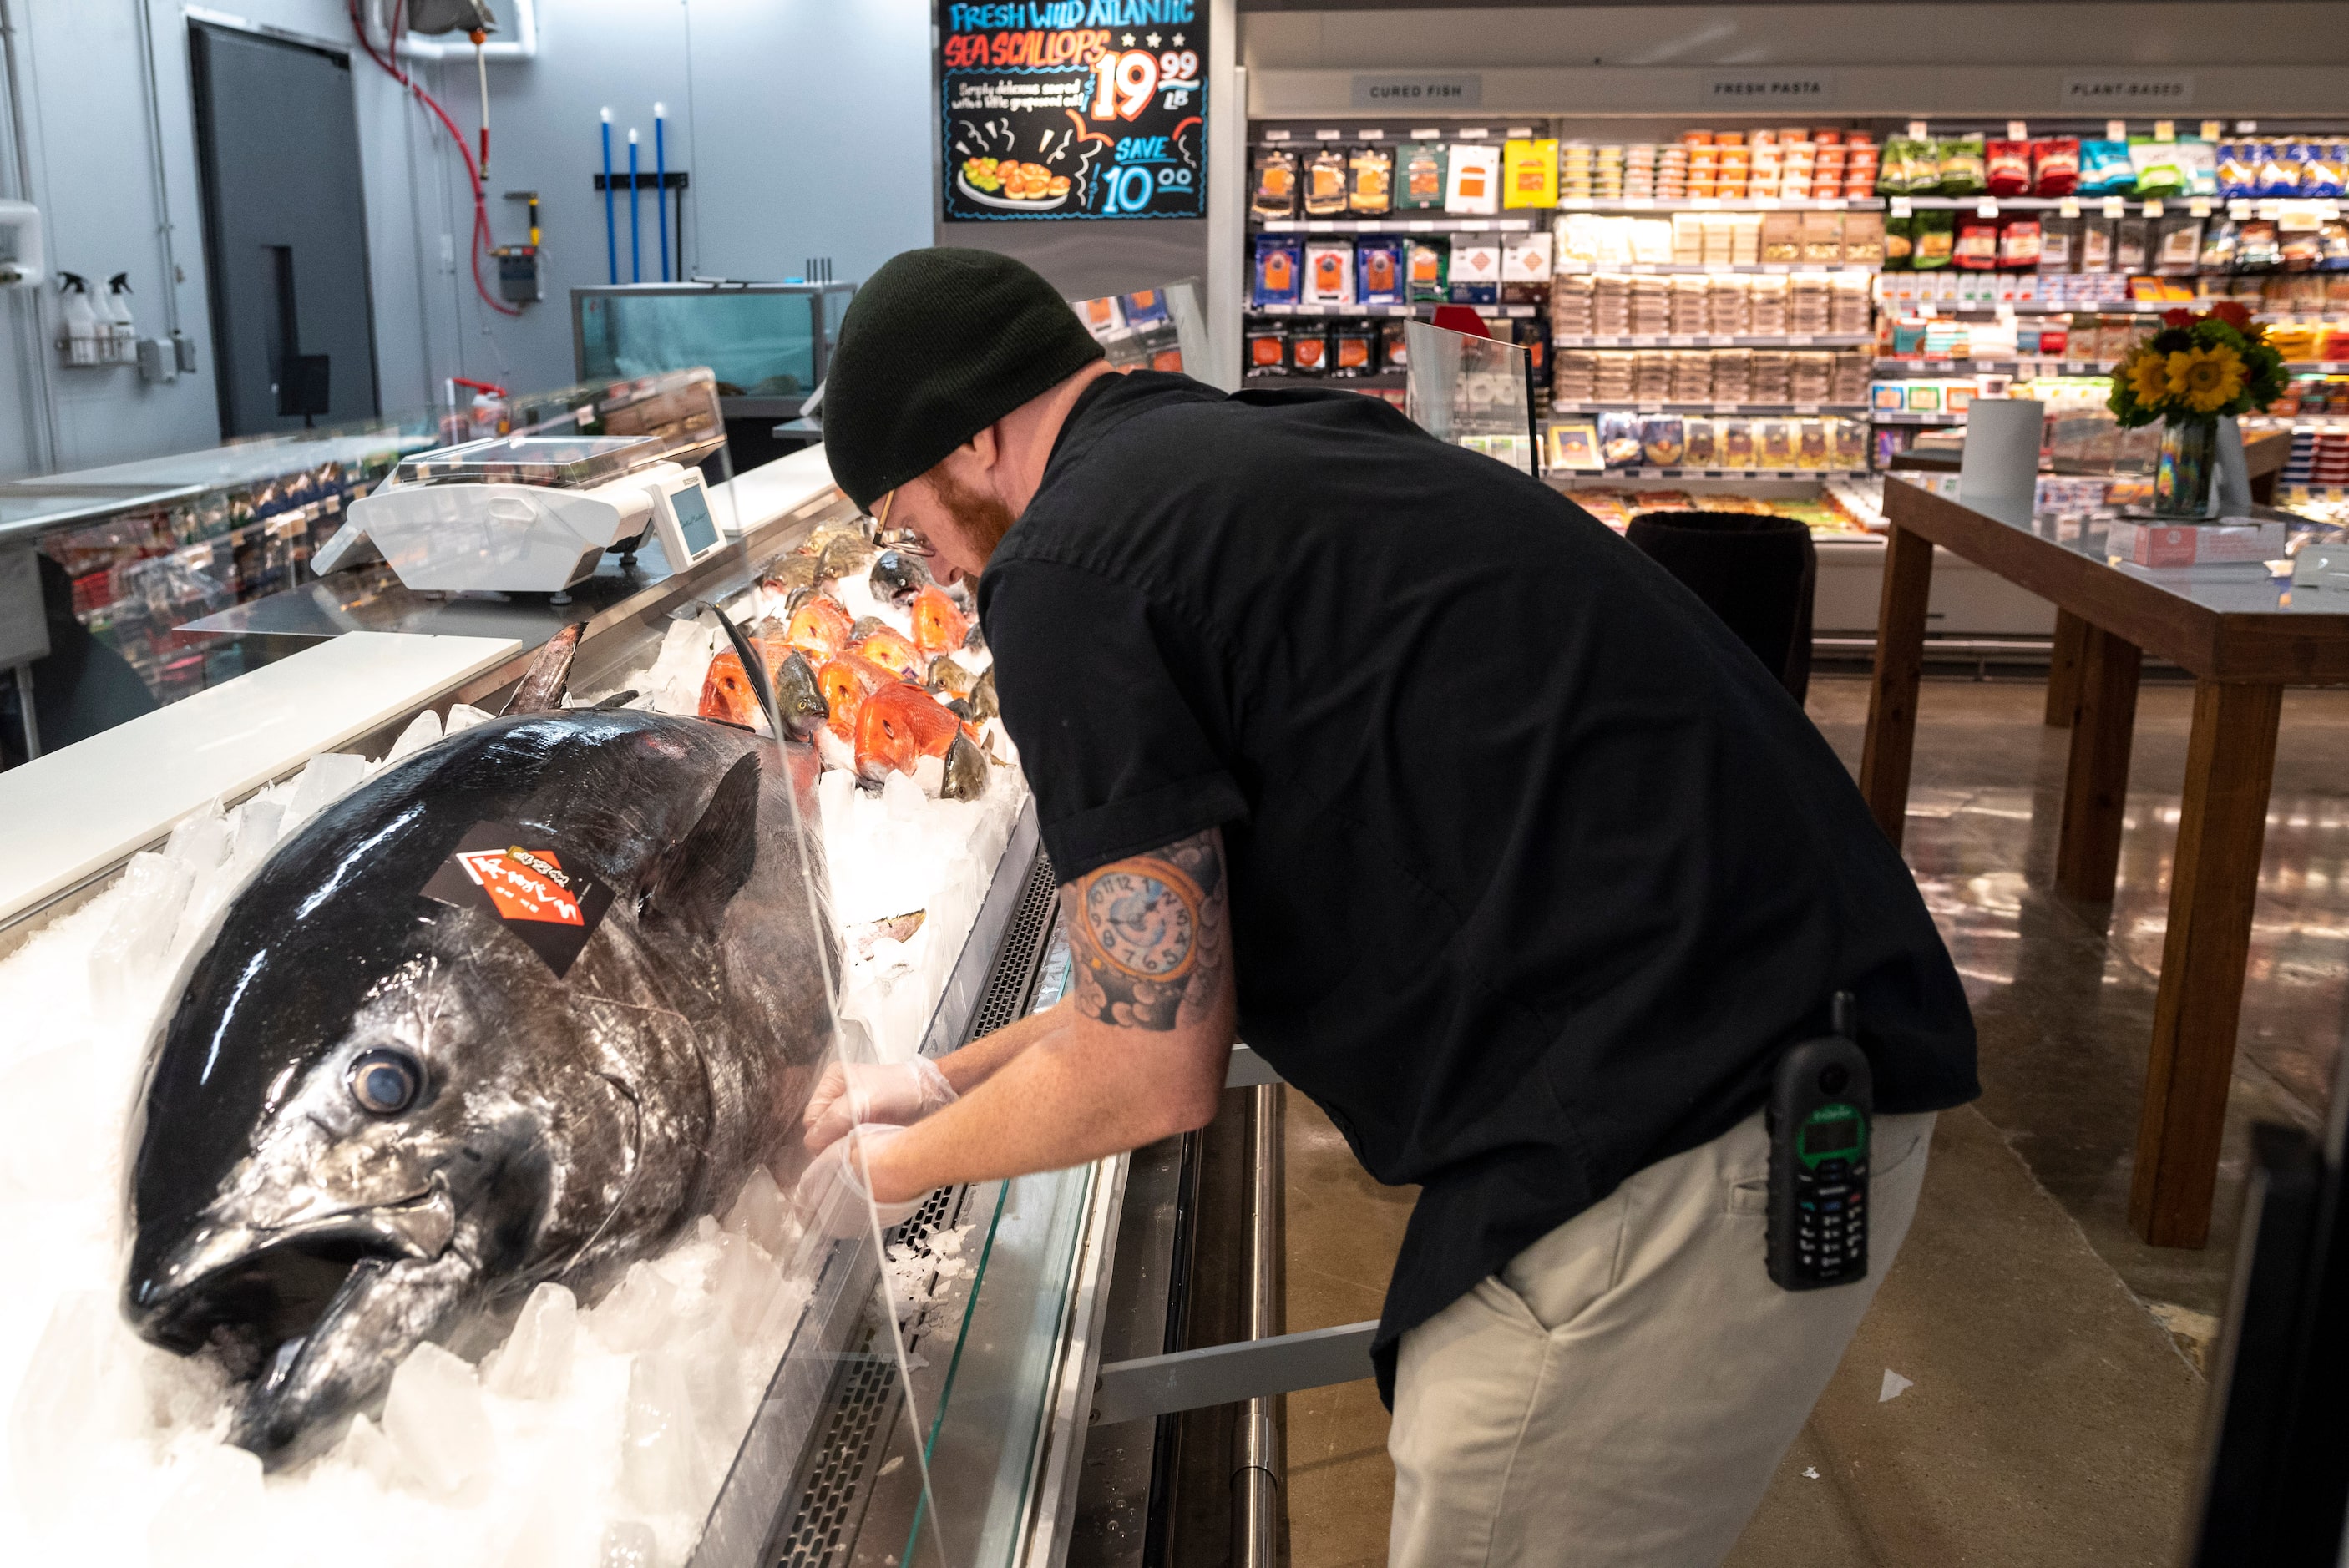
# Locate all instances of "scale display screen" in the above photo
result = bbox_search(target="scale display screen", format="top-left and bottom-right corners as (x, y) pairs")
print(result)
(671, 480), (720, 557)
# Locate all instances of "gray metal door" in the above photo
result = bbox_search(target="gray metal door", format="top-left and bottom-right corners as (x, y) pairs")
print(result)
(189, 22), (381, 438)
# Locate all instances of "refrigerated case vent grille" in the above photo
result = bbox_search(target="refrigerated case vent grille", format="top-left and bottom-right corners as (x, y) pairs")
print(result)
(772, 1331), (899, 1568)
(966, 850), (1059, 1042)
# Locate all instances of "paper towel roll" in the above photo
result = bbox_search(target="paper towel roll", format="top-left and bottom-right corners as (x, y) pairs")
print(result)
(1958, 399), (2045, 514)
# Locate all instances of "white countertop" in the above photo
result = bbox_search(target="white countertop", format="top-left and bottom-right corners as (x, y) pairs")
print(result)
(711, 443), (838, 535)
(0, 631), (521, 925)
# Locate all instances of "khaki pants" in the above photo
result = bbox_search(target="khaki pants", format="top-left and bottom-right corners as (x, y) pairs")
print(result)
(1389, 1109), (1936, 1568)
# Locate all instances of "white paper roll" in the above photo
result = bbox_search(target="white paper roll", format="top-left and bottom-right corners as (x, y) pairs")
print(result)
(1958, 398), (2045, 514)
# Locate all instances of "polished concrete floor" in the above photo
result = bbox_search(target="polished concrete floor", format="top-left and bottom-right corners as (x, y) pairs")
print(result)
(1278, 672), (2347, 1568)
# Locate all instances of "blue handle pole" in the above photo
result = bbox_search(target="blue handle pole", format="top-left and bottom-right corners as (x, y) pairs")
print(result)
(600, 111), (617, 285)
(655, 107), (671, 282)
(627, 130), (641, 284)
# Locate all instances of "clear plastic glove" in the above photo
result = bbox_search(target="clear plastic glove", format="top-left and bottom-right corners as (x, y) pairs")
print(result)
(792, 1125), (924, 1239)
(802, 1056), (958, 1152)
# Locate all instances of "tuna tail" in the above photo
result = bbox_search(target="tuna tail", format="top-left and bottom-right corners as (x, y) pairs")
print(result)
(706, 601), (784, 741)
(500, 622), (586, 716)
(640, 751), (762, 936)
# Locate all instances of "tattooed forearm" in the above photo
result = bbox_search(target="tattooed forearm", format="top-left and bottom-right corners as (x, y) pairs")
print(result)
(1064, 829), (1229, 1032)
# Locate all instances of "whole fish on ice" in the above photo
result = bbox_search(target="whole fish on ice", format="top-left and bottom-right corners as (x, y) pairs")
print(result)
(119, 632), (841, 1468)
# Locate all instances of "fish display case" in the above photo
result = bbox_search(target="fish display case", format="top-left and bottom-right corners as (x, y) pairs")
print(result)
(0, 443), (1258, 1568)
(575, 284), (858, 422)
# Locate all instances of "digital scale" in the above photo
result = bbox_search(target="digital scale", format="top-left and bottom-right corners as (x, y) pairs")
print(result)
(313, 433), (730, 594)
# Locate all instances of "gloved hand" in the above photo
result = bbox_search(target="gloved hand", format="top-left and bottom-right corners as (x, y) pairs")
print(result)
(792, 1125), (925, 1239)
(802, 1056), (958, 1152)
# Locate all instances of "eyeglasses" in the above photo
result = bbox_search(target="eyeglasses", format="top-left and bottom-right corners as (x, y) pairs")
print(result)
(863, 489), (939, 560)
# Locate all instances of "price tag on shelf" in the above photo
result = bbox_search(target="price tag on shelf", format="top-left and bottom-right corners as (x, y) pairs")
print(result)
(1507, 126), (1533, 138)
(1668, 334), (1695, 346)
(2058, 196), (2082, 218)
(2103, 195), (2127, 219)
(1625, 196), (1657, 210)
(2227, 199), (2252, 219)
(1976, 198), (1999, 219)
(1410, 127), (1439, 139)
(1315, 128), (1342, 140)
(2189, 196), (2212, 217)
(1822, 196), (1849, 210)
(1637, 402), (1663, 414)
(1264, 129), (1292, 142)
(1888, 196), (1913, 217)
(1307, 220), (1335, 232)
(1560, 197), (1593, 210)
(1995, 301), (2016, 321)
(1795, 402), (1822, 415)
(1713, 402), (1740, 414)
(1907, 119), (1929, 139)
(2200, 120), (2223, 142)
(2236, 119), (2258, 133)
(2106, 119), (2128, 142)
(1786, 333), (1816, 345)
(2141, 199), (2164, 218)
(2007, 119), (2028, 142)
(1460, 220), (1492, 231)
(1457, 127), (1490, 139)
(1359, 129), (1385, 140)
(1407, 219), (1435, 231)
(1262, 303), (1292, 315)
(1754, 195), (1782, 210)
(2154, 119), (2175, 143)
(1502, 218), (1531, 231)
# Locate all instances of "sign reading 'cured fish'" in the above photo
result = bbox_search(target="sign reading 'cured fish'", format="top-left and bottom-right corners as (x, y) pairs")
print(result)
(423, 822), (617, 976)
(939, 2), (1208, 222)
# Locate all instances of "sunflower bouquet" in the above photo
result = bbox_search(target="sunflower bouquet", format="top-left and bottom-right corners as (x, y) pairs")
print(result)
(2107, 300), (2289, 427)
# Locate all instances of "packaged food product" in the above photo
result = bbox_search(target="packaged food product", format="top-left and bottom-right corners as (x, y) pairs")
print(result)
(1795, 420), (1831, 470)
(1397, 143), (1447, 209)
(2152, 214), (2203, 276)
(2128, 141), (2186, 199)
(1251, 150), (1299, 219)
(1253, 234), (1303, 306)
(1503, 138), (1559, 208)
(2257, 141), (2301, 196)
(2280, 223), (2323, 272)
(1757, 418), (1797, 468)
(1840, 211), (1886, 265)
(1831, 419), (1870, 471)
(2114, 216), (2150, 272)
(1304, 149), (1349, 216)
(2078, 140), (2136, 195)
(2216, 141), (2258, 198)
(1936, 138), (1987, 195)
(1986, 140), (2033, 197)
(1642, 415), (1686, 467)
(1448, 238), (1502, 304)
(1331, 321), (1377, 376)
(1997, 215), (2042, 271)
(1912, 210), (1954, 270)
(1599, 411), (1645, 468)
(1381, 318), (1412, 369)
(2199, 219), (2239, 271)
(2319, 217), (2349, 268)
(1800, 211), (1845, 263)
(1349, 146), (1394, 214)
(2237, 219), (2281, 270)
(2033, 138), (2080, 196)
(1304, 240), (1356, 305)
(1445, 144), (1501, 215)
(1501, 233), (1553, 283)
(1407, 240), (1448, 301)
(1759, 211), (1802, 262)
(1882, 211), (1914, 271)
(1244, 322), (1287, 377)
(2177, 141), (2217, 196)
(1547, 419), (1602, 472)
(2038, 212), (2080, 272)
(2079, 215), (2115, 272)
(1288, 323), (1329, 375)
(1720, 418), (1756, 469)
(1357, 236), (1406, 305)
(2306, 141), (2347, 198)
(1682, 417), (1719, 468)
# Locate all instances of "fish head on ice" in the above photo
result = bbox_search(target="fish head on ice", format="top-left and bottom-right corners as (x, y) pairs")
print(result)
(121, 711), (833, 1465)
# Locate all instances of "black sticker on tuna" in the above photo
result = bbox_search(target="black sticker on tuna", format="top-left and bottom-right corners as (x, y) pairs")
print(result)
(423, 822), (615, 978)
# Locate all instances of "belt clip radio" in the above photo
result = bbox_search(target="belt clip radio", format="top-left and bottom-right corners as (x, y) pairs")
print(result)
(1766, 990), (1872, 1292)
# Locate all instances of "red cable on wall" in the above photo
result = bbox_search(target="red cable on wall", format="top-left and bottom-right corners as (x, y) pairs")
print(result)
(348, 0), (519, 318)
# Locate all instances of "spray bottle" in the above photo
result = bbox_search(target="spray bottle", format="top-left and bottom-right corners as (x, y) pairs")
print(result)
(58, 271), (99, 366)
(104, 273), (137, 363)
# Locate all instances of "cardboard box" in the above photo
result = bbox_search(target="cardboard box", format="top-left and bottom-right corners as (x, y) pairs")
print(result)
(2105, 518), (2287, 568)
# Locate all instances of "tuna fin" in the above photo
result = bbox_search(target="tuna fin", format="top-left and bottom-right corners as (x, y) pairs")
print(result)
(707, 602), (783, 741)
(501, 622), (586, 716)
(642, 751), (761, 933)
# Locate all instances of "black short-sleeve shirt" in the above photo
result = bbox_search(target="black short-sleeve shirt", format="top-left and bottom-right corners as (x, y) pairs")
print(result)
(976, 372), (1977, 1401)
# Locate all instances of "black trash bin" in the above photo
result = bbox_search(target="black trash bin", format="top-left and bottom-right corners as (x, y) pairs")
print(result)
(1623, 510), (1817, 702)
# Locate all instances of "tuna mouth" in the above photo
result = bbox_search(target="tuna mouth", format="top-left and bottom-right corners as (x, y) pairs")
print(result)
(127, 1222), (428, 1381)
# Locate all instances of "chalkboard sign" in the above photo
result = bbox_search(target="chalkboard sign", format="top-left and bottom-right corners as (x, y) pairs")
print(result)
(939, 3), (1207, 222)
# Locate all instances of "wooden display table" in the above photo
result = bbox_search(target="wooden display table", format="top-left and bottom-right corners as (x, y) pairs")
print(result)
(1860, 477), (2346, 1248)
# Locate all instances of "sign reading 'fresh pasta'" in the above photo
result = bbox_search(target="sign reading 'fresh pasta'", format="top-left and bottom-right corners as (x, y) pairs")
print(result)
(939, 3), (1209, 222)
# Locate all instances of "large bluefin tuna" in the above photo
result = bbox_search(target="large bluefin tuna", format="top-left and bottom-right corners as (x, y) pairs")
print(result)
(120, 632), (839, 1467)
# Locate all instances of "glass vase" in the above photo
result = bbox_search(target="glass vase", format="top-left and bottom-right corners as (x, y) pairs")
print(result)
(2153, 416), (2220, 519)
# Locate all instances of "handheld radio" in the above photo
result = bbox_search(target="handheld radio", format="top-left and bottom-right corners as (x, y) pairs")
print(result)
(1766, 992), (1873, 1292)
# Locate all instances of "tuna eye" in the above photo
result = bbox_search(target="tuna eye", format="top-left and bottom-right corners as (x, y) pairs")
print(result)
(348, 1050), (422, 1115)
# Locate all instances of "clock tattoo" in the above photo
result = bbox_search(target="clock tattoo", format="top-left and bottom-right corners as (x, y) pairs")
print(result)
(1083, 867), (1202, 983)
(1066, 829), (1228, 1033)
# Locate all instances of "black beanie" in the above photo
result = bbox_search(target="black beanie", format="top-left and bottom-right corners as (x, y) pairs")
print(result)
(821, 248), (1107, 512)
